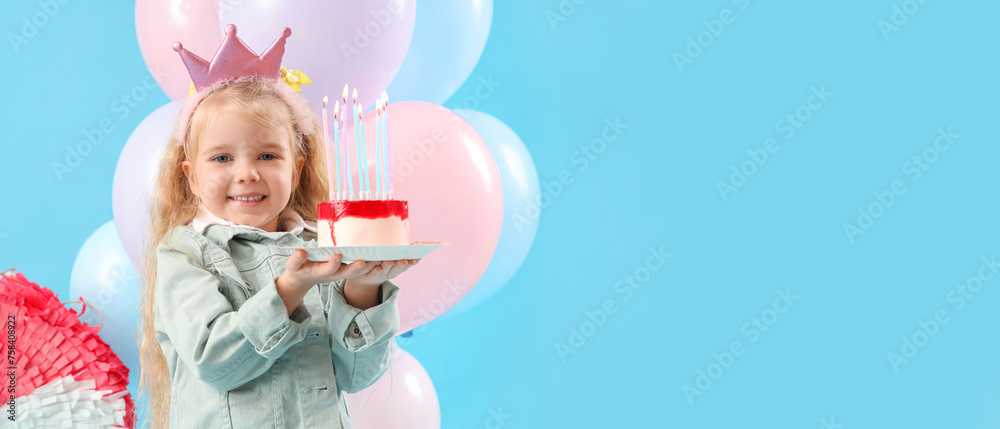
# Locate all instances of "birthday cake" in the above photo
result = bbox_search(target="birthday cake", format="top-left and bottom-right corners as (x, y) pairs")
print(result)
(317, 199), (409, 247)
(318, 80), (407, 247)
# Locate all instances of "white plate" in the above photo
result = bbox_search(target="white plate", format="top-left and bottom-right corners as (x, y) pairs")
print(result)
(280, 241), (448, 262)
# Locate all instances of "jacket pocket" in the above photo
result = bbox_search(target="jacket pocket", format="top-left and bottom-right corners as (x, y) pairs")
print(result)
(224, 366), (279, 429)
(209, 260), (252, 306)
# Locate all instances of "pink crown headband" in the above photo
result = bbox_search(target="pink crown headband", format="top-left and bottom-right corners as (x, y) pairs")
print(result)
(171, 24), (316, 147)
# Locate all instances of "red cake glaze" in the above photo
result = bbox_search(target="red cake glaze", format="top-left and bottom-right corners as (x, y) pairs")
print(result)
(318, 200), (409, 222)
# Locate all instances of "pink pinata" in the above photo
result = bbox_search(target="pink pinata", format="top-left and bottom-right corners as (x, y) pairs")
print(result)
(0, 269), (135, 428)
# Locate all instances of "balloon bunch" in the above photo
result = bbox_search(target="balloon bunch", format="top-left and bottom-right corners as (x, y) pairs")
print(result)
(97, 2), (543, 427)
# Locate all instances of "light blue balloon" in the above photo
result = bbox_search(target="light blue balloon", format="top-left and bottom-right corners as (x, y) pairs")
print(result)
(70, 220), (141, 388)
(386, 0), (493, 104)
(438, 110), (539, 320)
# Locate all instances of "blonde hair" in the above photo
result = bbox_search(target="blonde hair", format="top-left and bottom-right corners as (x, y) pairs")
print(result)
(138, 79), (329, 428)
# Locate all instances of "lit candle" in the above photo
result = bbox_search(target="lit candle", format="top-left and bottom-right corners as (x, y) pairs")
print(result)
(322, 96), (335, 201)
(358, 103), (370, 199)
(352, 89), (365, 199)
(333, 101), (342, 200)
(378, 95), (387, 200)
(374, 101), (382, 199)
(383, 91), (394, 199)
(341, 85), (353, 200)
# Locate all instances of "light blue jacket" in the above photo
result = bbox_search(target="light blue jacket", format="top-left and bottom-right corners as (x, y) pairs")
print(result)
(153, 210), (399, 428)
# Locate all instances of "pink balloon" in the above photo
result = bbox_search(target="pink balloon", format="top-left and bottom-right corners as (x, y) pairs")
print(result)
(221, 0), (416, 114)
(346, 347), (439, 429)
(113, 100), (182, 270)
(343, 101), (503, 333)
(135, 0), (222, 100)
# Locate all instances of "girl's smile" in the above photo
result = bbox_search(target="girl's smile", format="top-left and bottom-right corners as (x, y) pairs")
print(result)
(229, 192), (267, 204)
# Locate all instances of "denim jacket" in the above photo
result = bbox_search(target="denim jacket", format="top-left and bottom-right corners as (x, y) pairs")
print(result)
(153, 209), (400, 428)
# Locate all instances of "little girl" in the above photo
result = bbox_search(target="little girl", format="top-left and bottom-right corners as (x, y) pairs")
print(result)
(138, 68), (416, 427)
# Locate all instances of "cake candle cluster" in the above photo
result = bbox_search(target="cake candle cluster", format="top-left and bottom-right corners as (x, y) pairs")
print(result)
(318, 87), (408, 248)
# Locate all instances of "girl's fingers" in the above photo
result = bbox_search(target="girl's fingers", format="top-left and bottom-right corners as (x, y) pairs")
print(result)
(361, 262), (389, 279)
(309, 254), (340, 276)
(337, 260), (367, 276)
(387, 263), (411, 278)
(376, 261), (395, 276)
(385, 267), (404, 278)
(326, 253), (343, 268)
(287, 250), (307, 271)
(351, 259), (418, 283)
(346, 261), (377, 278)
(362, 261), (380, 272)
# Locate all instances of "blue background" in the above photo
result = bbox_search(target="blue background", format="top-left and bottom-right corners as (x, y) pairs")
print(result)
(4, 0), (1000, 427)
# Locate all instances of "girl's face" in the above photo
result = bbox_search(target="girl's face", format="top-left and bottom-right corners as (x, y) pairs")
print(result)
(182, 111), (304, 233)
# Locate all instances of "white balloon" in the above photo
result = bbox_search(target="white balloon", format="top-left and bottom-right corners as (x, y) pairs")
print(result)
(112, 100), (182, 270)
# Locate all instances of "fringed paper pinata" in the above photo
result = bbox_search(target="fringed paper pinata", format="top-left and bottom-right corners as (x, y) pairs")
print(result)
(0, 269), (135, 428)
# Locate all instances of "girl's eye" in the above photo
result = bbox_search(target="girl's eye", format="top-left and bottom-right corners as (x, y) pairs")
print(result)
(212, 155), (231, 163)
(260, 153), (277, 161)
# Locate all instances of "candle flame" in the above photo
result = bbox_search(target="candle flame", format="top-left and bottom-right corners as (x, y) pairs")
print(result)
(352, 88), (358, 101)
(334, 100), (340, 115)
(322, 95), (328, 106)
(342, 84), (349, 99)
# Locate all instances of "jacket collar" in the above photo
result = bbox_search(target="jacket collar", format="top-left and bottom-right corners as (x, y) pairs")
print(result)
(190, 206), (317, 236)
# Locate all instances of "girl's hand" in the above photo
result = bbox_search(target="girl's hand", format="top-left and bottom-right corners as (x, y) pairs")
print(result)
(279, 250), (369, 291)
(348, 259), (420, 288)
